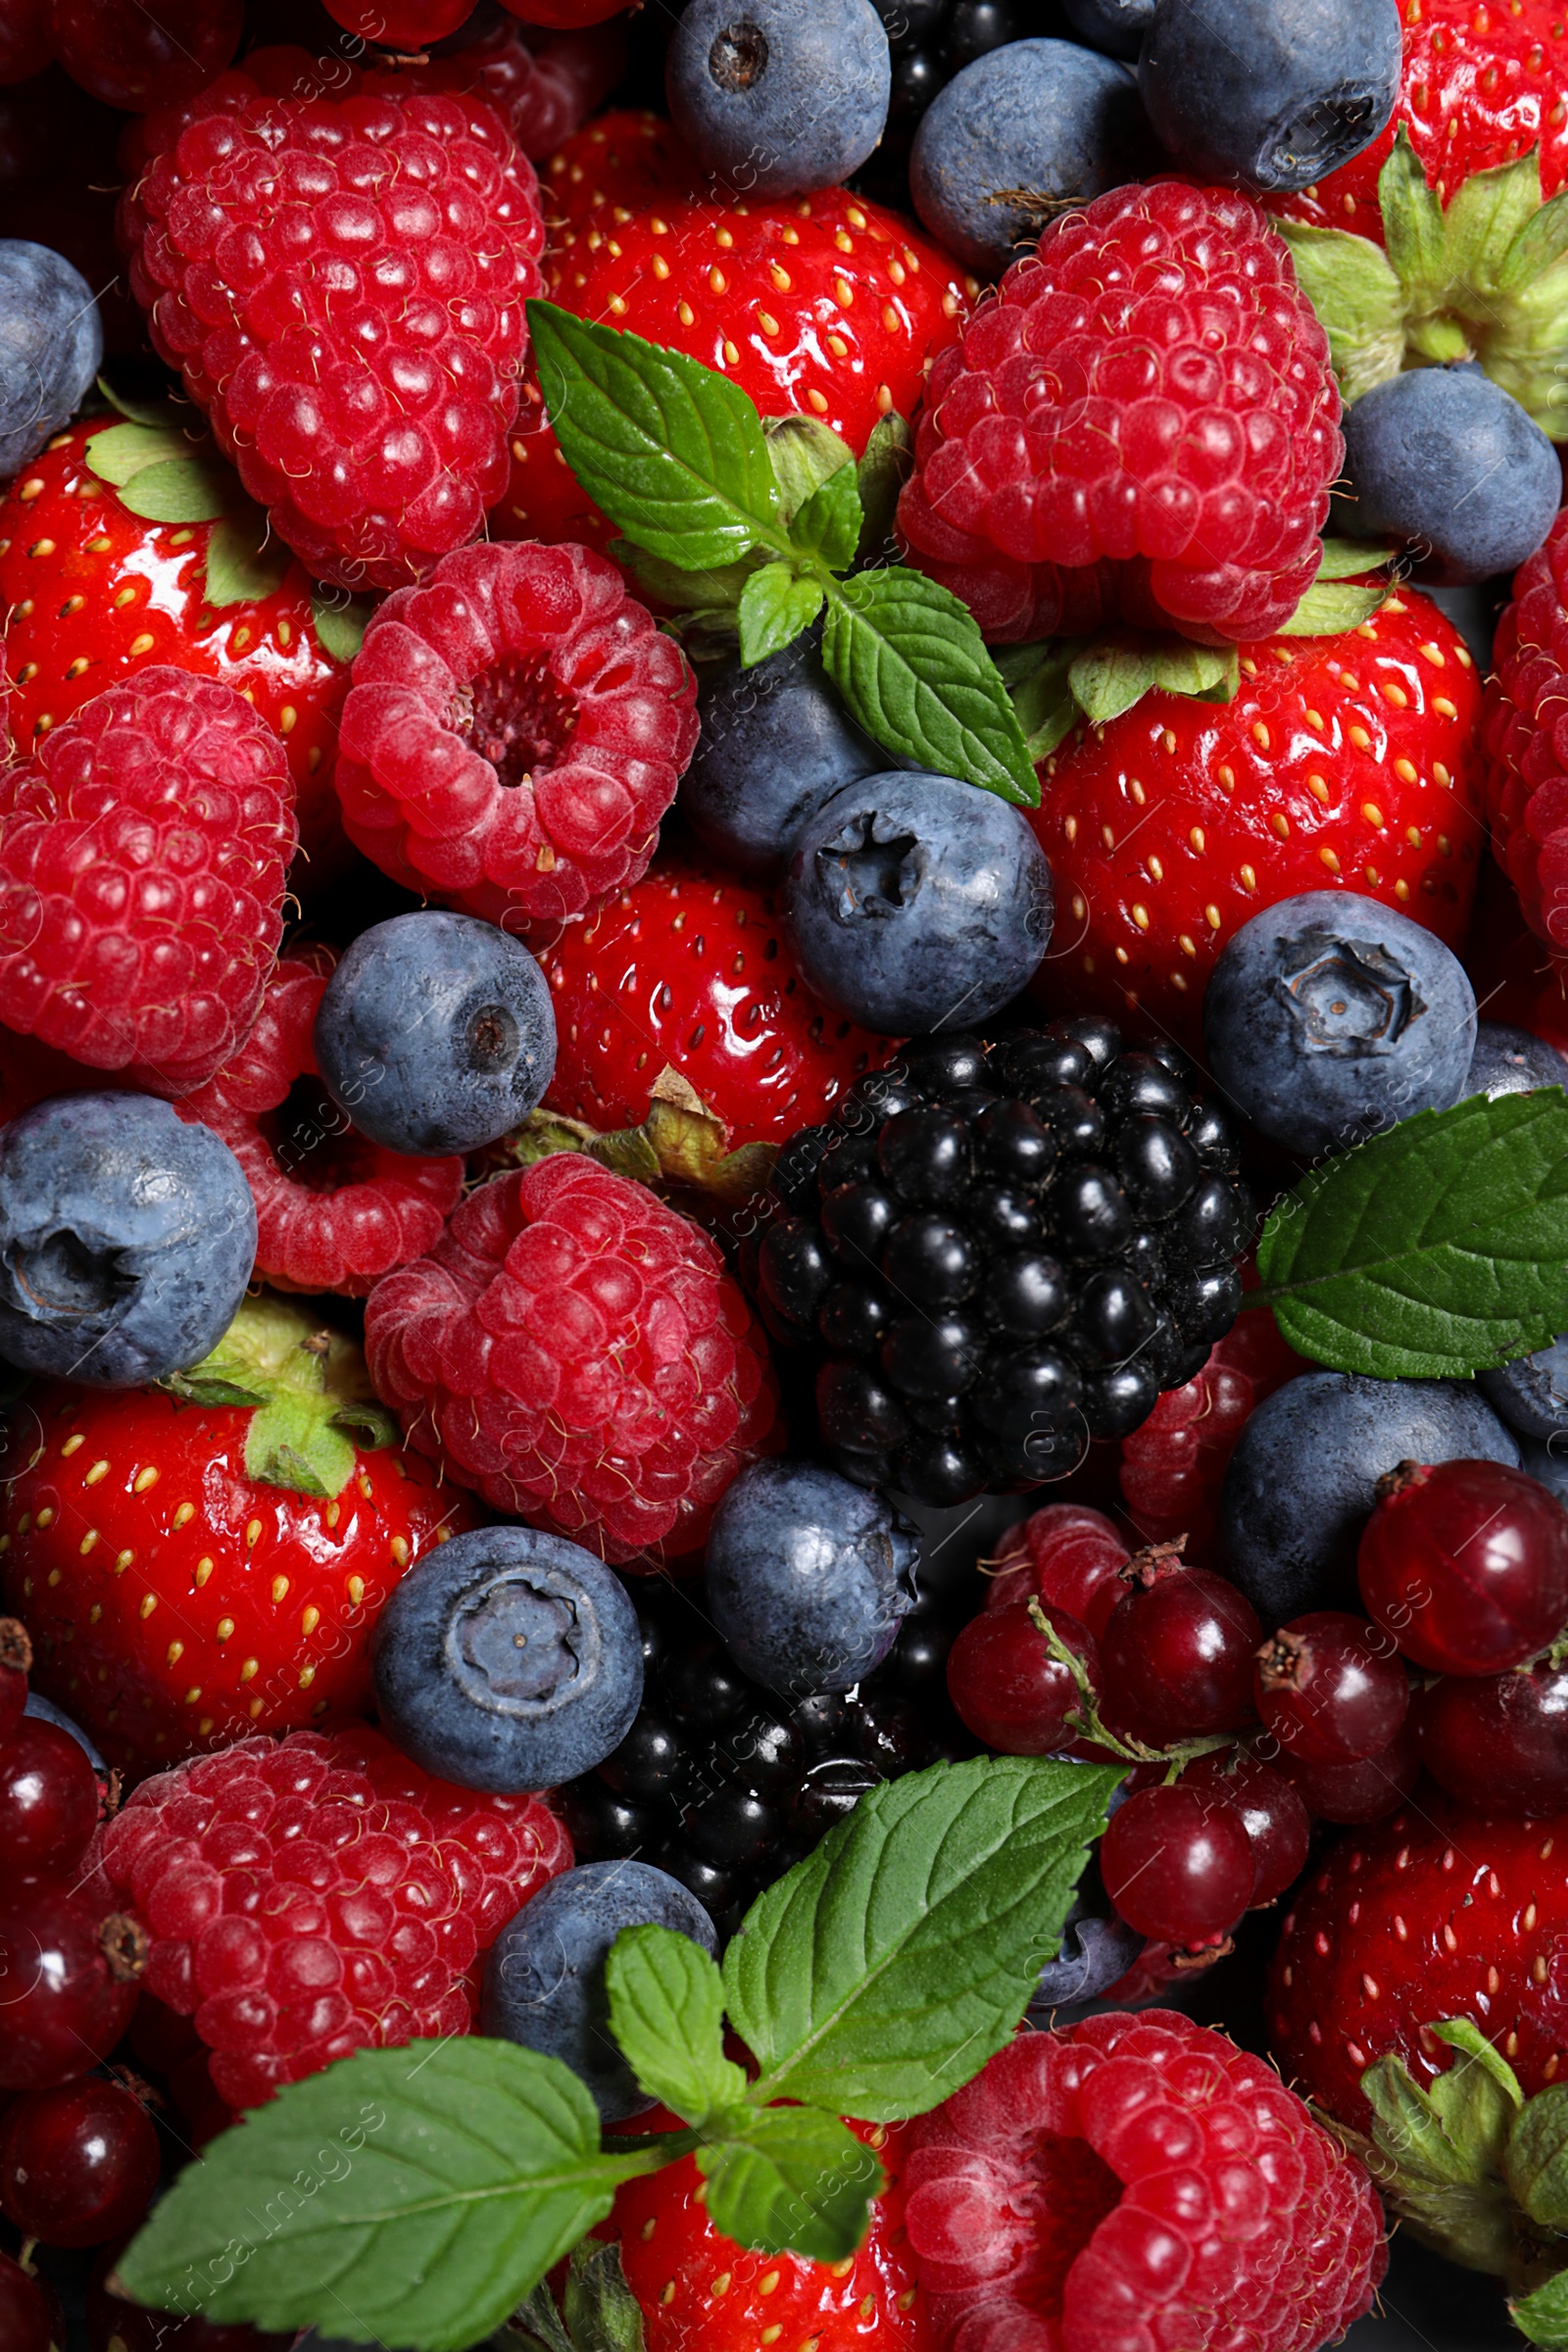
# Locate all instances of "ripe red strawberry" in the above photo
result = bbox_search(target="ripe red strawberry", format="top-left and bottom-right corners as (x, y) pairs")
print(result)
(537, 857), (895, 1188)
(609, 2109), (930, 2352)
(0, 418), (353, 888)
(1029, 585), (1488, 1047)
(497, 183), (972, 557)
(540, 107), (700, 238)
(0, 1295), (479, 1778)
(1268, 1796), (1568, 2131)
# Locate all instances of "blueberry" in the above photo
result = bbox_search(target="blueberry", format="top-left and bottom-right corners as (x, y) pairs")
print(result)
(1202, 890), (1477, 1158)
(910, 38), (1152, 275)
(1218, 1371), (1519, 1626)
(678, 629), (883, 879)
(1339, 365), (1561, 587)
(0, 1093), (256, 1388)
(1465, 1021), (1568, 1101)
(0, 241), (103, 479)
(1479, 1339), (1568, 1442)
(705, 1458), (919, 1696)
(480, 1859), (718, 2122)
(24, 1692), (104, 1771)
(313, 909), (555, 1157)
(1027, 1898), (1144, 2014)
(1521, 1436), (1568, 1510)
(784, 770), (1054, 1035)
(878, 0), (948, 51)
(369, 1526), (644, 1791)
(1060, 0), (1154, 61)
(1138, 0), (1400, 195)
(665, 0), (892, 197)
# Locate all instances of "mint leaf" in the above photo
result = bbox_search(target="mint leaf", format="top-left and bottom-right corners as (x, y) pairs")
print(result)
(114, 2042), (671, 2352)
(1253, 1090), (1568, 1378)
(1007, 642), (1081, 761)
(527, 299), (780, 572)
(698, 2108), (881, 2263)
(739, 564), (825, 666)
(724, 1755), (1117, 2121)
(855, 410), (912, 565)
(1514, 2271), (1568, 2346)
(790, 461), (862, 571)
(822, 569), (1039, 808)
(605, 1925), (747, 2126)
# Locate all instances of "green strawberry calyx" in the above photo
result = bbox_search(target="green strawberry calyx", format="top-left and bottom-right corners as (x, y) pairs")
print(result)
(159, 1293), (398, 1500)
(490, 1070), (779, 1209)
(1276, 126), (1568, 437)
(503, 2239), (645, 2352)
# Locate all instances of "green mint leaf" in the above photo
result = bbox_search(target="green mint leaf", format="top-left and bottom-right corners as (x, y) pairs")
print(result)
(1514, 2271), (1568, 2347)
(790, 461), (863, 572)
(605, 1924), (747, 2126)
(612, 539), (761, 618)
(1253, 1090), (1568, 1378)
(527, 299), (781, 572)
(1274, 221), (1407, 403)
(724, 1755), (1118, 2121)
(204, 511), (293, 608)
(1005, 640), (1082, 761)
(113, 2041), (668, 2352)
(562, 2238), (646, 2352)
(1276, 578), (1389, 636)
(738, 563), (825, 666)
(822, 569), (1039, 807)
(698, 2108), (881, 2263)
(310, 591), (376, 664)
(1313, 539), (1398, 581)
(855, 410), (912, 565)
(764, 414), (857, 522)
(1068, 639), (1158, 726)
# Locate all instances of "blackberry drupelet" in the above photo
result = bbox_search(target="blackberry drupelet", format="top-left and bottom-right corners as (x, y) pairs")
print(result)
(559, 1575), (956, 1936)
(761, 1021), (1253, 1507)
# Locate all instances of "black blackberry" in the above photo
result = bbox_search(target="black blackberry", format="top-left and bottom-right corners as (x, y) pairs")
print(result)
(761, 1019), (1253, 1507)
(559, 1576), (956, 1936)
(857, 0), (1071, 207)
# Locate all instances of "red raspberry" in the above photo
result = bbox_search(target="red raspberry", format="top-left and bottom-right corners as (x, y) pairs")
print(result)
(175, 950), (464, 1297)
(897, 180), (1342, 647)
(1485, 507), (1568, 947)
(365, 1154), (781, 1565)
(1118, 1306), (1308, 1549)
(906, 2011), (1386, 2352)
(100, 1725), (570, 2113)
(119, 56), (545, 590)
(0, 668), (295, 1098)
(333, 540), (699, 932)
(984, 1502), (1130, 1638)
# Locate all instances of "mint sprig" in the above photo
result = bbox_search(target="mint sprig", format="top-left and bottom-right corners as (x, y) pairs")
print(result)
(116, 1755), (1115, 2349)
(526, 299), (1039, 807)
(1251, 1089), (1568, 1379)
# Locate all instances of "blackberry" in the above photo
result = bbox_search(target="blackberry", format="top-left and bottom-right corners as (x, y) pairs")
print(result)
(860, 0), (1052, 204)
(559, 1575), (956, 1936)
(762, 1021), (1252, 1507)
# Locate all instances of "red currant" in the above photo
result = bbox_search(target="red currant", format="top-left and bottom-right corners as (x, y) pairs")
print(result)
(128, 1987), (203, 2077)
(0, 1878), (143, 2090)
(1100, 1555), (1261, 1740)
(1179, 1746), (1311, 1908)
(322, 0), (474, 39)
(0, 0), (51, 84)
(1098, 1782), (1255, 1943)
(0, 1715), (99, 1871)
(497, 0), (626, 23)
(1, 2075), (160, 2246)
(0, 2250), (64, 2352)
(945, 1600), (1098, 1754)
(87, 2246), (293, 2352)
(0, 1614), (31, 1745)
(1358, 1457), (1568, 1674)
(1416, 1663), (1568, 1811)
(47, 0), (242, 109)
(1252, 1610), (1408, 1764)
(1278, 1714), (1420, 1825)
(983, 1503), (1128, 1638)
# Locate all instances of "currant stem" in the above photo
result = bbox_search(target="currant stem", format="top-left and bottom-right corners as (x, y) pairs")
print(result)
(1026, 1598), (1234, 1776)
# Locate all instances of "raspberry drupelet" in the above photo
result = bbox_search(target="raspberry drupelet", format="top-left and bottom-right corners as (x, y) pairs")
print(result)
(897, 180), (1342, 646)
(1485, 507), (1568, 947)
(364, 1153), (780, 1566)
(332, 540), (700, 933)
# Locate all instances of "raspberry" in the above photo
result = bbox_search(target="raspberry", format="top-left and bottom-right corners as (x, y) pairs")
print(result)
(905, 2011), (1386, 2352)
(364, 1153), (781, 1565)
(984, 1504), (1130, 1637)
(119, 56), (545, 590)
(332, 540), (699, 932)
(1485, 507), (1568, 947)
(175, 950), (464, 1297)
(897, 180), (1342, 647)
(0, 668), (295, 1098)
(1117, 1307), (1307, 1548)
(99, 1725), (570, 2113)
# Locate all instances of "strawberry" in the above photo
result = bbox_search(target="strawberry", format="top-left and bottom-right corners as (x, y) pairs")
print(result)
(540, 106), (702, 237)
(0, 416), (357, 890)
(1026, 585), (1488, 1048)
(531, 856), (895, 1196)
(608, 2109), (931, 2352)
(0, 1295), (479, 1779)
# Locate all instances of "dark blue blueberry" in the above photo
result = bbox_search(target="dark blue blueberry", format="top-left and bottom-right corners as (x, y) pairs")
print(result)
(1521, 1437), (1568, 1509)
(0, 241), (103, 479)
(313, 909), (556, 1157)
(1465, 1021), (1568, 1101)
(0, 1093), (256, 1389)
(370, 1526), (644, 1791)
(1202, 890), (1476, 1157)
(910, 38), (1152, 274)
(784, 770), (1054, 1036)
(706, 1458), (919, 1697)
(665, 0), (891, 196)
(1060, 0), (1154, 60)
(679, 629), (883, 879)
(1218, 1371), (1519, 1627)
(1340, 365), (1561, 586)
(481, 1859), (718, 2121)
(1139, 0), (1400, 194)
(24, 1691), (104, 1770)
(1480, 1339), (1568, 1442)
(1027, 1901), (1144, 2015)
